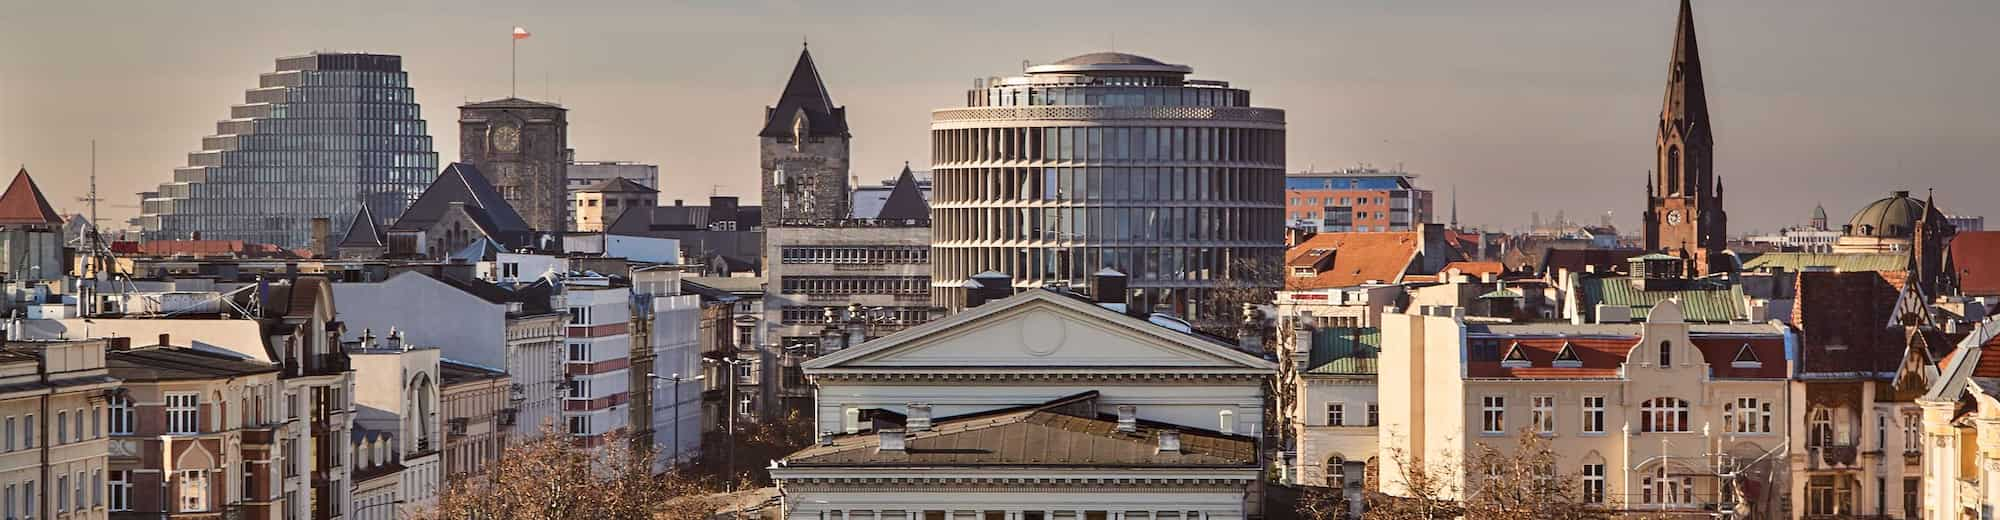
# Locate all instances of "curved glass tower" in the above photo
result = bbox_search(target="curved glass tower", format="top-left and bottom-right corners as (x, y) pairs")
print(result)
(930, 52), (1286, 316)
(140, 52), (438, 249)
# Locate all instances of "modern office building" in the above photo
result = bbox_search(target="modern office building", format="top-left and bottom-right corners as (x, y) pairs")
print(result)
(140, 52), (438, 249)
(929, 51), (1287, 316)
(1285, 167), (1433, 232)
(460, 98), (569, 233)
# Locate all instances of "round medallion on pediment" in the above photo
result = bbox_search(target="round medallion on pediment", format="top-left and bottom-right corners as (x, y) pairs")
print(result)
(1020, 311), (1067, 356)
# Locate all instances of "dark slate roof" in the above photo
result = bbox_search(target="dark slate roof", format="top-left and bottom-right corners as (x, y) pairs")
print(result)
(1661, 0), (1710, 144)
(336, 204), (383, 248)
(783, 392), (1257, 468)
(1306, 327), (1378, 376)
(759, 47), (848, 139)
(439, 359), (508, 386)
(108, 347), (280, 381)
(874, 164), (930, 221)
(1793, 270), (1908, 375)
(581, 177), (658, 194)
(0, 168), (63, 226)
(459, 97), (565, 110)
(391, 163), (533, 247)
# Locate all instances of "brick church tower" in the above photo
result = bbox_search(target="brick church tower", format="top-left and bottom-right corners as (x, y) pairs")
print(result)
(760, 45), (852, 223)
(1644, 0), (1729, 276)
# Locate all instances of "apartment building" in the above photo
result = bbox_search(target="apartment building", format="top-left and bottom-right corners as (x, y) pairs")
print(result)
(562, 284), (633, 446)
(0, 339), (116, 520)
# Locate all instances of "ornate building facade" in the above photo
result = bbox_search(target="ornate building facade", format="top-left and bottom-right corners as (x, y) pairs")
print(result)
(459, 98), (569, 233)
(1643, 0), (1729, 276)
(760, 46), (851, 223)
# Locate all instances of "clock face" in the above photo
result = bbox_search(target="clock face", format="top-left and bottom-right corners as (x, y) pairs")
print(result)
(492, 125), (522, 153)
(1666, 210), (1684, 225)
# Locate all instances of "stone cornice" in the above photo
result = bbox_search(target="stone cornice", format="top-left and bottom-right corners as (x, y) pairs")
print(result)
(772, 472), (1257, 491)
(810, 371), (1267, 384)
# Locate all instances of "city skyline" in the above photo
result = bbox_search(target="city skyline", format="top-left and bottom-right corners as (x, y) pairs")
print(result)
(4, 0), (1998, 234)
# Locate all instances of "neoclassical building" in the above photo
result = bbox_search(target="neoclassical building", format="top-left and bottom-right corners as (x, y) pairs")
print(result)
(928, 51), (1287, 317)
(1379, 301), (1793, 516)
(777, 289), (1275, 518)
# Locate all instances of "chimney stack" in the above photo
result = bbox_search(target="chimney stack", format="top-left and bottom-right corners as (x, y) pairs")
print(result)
(1157, 430), (1182, 453)
(1092, 268), (1128, 308)
(906, 403), (932, 432)
(157, 333), (170, 347)
(960, 279), (988, 309)
(877, 428), (907, 452)
(1238, 303), (1265, 353)
(972, 271), (1013, 303)
(844, 303), (867, 347)
(1117, 405), (1138, 433)
(310, 217), (332, 258)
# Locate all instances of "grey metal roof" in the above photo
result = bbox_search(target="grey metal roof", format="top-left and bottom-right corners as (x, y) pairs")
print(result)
(783, 392), (1256, 468)
(873, 165), (930, 221)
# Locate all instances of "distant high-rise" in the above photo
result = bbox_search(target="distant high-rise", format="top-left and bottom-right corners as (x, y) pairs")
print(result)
(760, 45), (851, 223)
(930, 52), (1287, 316)
(460, 98), (570, 233)
(140, 52), (438, 249)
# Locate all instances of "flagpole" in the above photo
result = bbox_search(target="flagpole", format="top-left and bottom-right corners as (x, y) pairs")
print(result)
(510, 31), (517, 98)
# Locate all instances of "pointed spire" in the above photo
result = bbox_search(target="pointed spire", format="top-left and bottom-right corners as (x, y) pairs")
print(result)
(336, 204), (384, 248)
(1662, 0), (1710, 141)
(0, 168), (63, 226)
(760, 45), (849, 139)
(875, 163), (930, 221)
(1449, 184), (1459, 230)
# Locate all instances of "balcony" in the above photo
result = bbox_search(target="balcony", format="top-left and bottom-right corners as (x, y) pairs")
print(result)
(447, 418), (470, 437)
(1807, 444), (1859, 470)
(242, 423), (284, 446)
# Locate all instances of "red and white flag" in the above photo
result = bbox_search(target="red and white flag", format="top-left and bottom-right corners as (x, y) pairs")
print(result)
(512, 26), (531, 40)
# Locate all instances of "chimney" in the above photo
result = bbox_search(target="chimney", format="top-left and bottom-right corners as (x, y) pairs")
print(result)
(906, 403), (932, 432)
(107, 337), (131, 351)
(844, 303), (867, 349)
(877, 428), (907, 452)
(674, 199), (684, 207)
(1117, 405), (1138, 433)
(1238, 303), (1265, 353)
(310, 217), (332, 258)
(1157, 430), (1182, 453)
(1092, 268), (1128, 305)
(972, 271), (1013, 302)
(960, 279), (987, 309)
(157, 333), (170, 347)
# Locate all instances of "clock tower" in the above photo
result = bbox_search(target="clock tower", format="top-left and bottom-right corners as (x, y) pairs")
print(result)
(460, 97), (569, 234)
(760, 44), (851, 223)
(1643, 0), (1727, 275)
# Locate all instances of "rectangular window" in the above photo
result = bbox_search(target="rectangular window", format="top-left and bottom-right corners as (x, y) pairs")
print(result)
(5, 416), (13, 451)
(110, 397), (134, 435)
(1481, 396), (1505, 434)
(567, 416), (590, 436)
(1904, 477), (1920, 519)
(566, 343), (589, 362)
(179, 469), (208, 512)
(1532, 395), (1557, 434)
(1731, 397), (1771, 433)
(1367, 403), (1380, 427)
(1582, 464), (1605, 503)
(1582, 395), (1605, 434)
(1326, 402), (1345, 427)
(24, 414), (32, 448)
(568, 379), (591, 400)
(167, 393), (200, 434)
(55, 411), (66, 444)
(56, 475), (66, 512)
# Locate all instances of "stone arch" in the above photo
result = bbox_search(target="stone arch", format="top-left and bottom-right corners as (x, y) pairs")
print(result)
(407, 372), (438, 453)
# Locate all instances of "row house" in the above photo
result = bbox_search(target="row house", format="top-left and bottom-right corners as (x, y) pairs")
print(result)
(632, 267), (705, 469)
(104, 339), (283, 520)
(1918, 317), (2000, 519)
(1379, 301), (1793, 517)
(0, 339), (116, 520)
(437, 361), (508, 480)
(346, 331), (442, 520)
(1274, 321), (1378, 518)
(562, 283), (633, 447)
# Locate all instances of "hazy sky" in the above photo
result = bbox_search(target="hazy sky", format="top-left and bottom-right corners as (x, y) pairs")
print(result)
(3, 0), (1997, 234)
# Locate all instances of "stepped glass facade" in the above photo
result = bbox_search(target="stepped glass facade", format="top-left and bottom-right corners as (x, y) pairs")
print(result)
(930, 52), (1286, 316)
(141, 52), (438, 249)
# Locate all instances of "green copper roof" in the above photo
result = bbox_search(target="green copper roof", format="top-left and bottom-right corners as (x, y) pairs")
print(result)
(1306, 327), (1379, 375)
(1578, 276), (1746, 323)
(1632, 253), (1682, 261)
(1478, 289), (1524, 299)
(1739, 252), (1907, 273)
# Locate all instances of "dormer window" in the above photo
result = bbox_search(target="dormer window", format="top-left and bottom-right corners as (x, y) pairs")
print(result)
(1501, 343), (1532, 368)
(1731, 343), (1762, 369)
(1553, 342), (1582, 368)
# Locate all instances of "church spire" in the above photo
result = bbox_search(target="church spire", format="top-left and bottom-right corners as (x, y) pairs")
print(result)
(760, 44), (849, 139)
(1662, 0), (1710, 143)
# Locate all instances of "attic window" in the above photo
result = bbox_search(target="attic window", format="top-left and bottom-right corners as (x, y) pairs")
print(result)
(1291, 266), (1317, 277)
(1501, 343), (1532, 368)
(1731, 343), (1762, 369)
(1553, 342), (1582, 368)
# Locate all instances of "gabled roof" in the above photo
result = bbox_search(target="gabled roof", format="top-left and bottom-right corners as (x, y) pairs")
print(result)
(804, 289), (1275, 374)
(1464, 334), (1786, 380)
(1925, 317), (2000, 402)
(0, 168), (63, 226)
(391, 163), (533, 247)
(874, 164), (930, 221)
(336, 204), (383, 248)
(760, 46), (849, 139)
(1284, 232), (1421, 290)
(1792, 270), (1909, 375)
(580, 176), (658, 194)
(780, 392), (1256, 468)
(1952, 231), (2000, 297)
(1440, 261), (1505, 280)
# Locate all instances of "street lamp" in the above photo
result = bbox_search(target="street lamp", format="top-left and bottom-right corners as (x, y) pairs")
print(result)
(351, 499), (408, 520)
(646, 372), (703, 468)
(702, 357), (748, 490)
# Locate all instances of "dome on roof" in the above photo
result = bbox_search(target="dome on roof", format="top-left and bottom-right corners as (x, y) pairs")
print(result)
(1845, 190), (1939, 238)
(1054, 52), (1168, 66)
(1811, 204), (1827, 220)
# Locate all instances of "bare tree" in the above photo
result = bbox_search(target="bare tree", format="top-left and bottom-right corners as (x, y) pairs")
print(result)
(1462, 430), (1611, 520)
(694, 409), (814, 489)
(426, 428), (718, 519)
(1295, 485), (1352, 519)
(1364, 444), (1464, 520)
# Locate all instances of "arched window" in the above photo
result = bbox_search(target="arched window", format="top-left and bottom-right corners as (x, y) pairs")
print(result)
(1666, 146), (1682, 195)
(1809, 408), (1834, 448)
(1327, 456), (1347, 488)
(1641, 398), (1690, 432)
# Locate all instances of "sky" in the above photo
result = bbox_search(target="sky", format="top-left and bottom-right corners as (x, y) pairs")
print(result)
(2, 0), (1997, 234)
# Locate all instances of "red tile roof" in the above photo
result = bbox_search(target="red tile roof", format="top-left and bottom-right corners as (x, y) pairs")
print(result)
(1440, 261), (1505, 279)
(1792, 270), (1906, 375)
(0, 169), (62, 226)
(1975, 333), (2000, 378)
(1284, 232), (1420, 290)
(1953, 231), (2000, 297)
(1465, 334), (1787, 379)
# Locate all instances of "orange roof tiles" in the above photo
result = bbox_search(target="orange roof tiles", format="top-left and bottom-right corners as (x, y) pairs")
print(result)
(1465, 335), (1787, 380)
(1953, 231), (2000, 297)
(1441, 261), (1505, 279)
(0, 169), (62, 226)
(1284, 232), (1420, 291)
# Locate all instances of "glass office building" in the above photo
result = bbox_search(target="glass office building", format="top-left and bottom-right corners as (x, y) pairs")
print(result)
(140, 52), (438, 249)
(929, 52), (1286, 316)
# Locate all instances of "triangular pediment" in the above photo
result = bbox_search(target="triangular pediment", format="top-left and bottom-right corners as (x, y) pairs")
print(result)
(806, 290), (1275, 373)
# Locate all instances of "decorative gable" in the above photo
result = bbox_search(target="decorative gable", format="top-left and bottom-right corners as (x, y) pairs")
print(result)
(1553, 342), (1582, 368)
(1501, 343), (1532, 368)
(1731, 343), (1762, 368)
